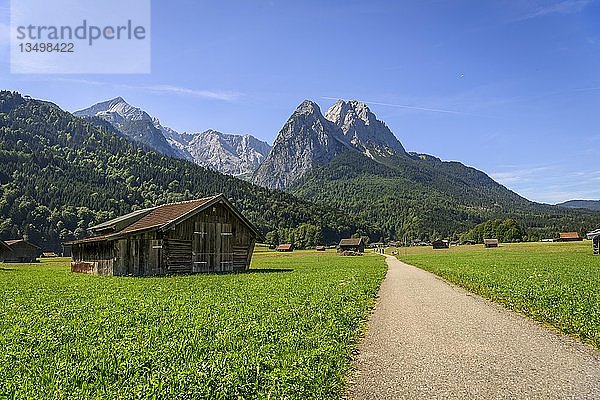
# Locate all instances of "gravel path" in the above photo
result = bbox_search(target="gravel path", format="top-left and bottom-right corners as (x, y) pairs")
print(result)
(346, 254), (600, 399)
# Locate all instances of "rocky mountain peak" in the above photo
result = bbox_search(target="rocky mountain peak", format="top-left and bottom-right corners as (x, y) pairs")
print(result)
(325, 99), (406, 156)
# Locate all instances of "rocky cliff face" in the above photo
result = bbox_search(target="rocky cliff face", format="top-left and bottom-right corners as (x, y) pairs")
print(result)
(74, 97), (182, 159)
(76, 98), (270, 175)
(325, 100), (406, 157)
(252, 100), (351, 189)
(184, 130), (271, 176)
(253, 99), (407, 189)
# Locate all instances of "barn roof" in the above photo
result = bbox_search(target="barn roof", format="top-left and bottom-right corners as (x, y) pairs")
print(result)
(4, 239), (41, 249)
(559, 232), (580, 239)
(339, 238), (363, 246)
(276, 243), (293, 250)
(66, 194), (260, 245)
(587, 229), (600, 240)
(0, 240), (11, 252)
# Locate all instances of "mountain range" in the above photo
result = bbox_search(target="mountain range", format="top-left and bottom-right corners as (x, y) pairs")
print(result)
(557, 200), (600, 212)
(1, 90), (598, 250)
(75, 97), (271, 176)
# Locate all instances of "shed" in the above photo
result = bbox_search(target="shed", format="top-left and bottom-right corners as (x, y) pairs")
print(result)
(315, 245), (326, 251)
(338, 238), (365, 253)
(558, 232), (582, 242)
(1, 239), (41, 262)
(275, 243), (294, 252)
(484, 238), (499, 248)
(0, 240), (11, 261)
(432, 240), (449, 249)
(587, 229), (600, 255)
(66, 194), (259, 276)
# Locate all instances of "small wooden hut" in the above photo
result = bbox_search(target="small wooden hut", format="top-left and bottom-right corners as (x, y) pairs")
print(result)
(432, 240), (449, 249)
(315, 245), (326, 251)
(338, 238), (365, 253)
(587, 229), (600, 255)
(66, 194), (259, 276)
(275, 243), (294, 252)
(484, 238), (499, 248)
(558, 232), (582, 242)
(0, 240), (11, 261)
(1, 239), (41, 262)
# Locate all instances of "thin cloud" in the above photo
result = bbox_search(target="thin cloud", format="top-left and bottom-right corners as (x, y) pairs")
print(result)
(47, 78), (241, 101)
(137, 84), (240, 101)
(321, 96), (479, 116)
(516, 0), (592, 21)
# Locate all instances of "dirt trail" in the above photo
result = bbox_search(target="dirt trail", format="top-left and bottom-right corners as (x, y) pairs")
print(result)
(347, 255), (600, 399)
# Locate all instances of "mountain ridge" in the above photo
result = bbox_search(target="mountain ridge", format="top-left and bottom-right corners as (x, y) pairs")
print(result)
(75, 97), (272, 176)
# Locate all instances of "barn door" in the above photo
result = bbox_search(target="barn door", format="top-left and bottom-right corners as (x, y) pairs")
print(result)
(193, 222), (209, 273)
(220, 223), (233, 272)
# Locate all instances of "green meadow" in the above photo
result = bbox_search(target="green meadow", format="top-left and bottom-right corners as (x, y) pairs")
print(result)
(0, 249), (386, 399)
(394, 241), (600, 348)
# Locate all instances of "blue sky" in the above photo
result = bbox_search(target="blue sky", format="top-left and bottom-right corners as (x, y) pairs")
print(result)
(1, 0), (599, 204)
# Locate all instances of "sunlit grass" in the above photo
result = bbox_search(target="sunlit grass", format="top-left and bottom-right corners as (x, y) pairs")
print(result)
(0, 250), (386, 399)
(393, 241), (600, 348)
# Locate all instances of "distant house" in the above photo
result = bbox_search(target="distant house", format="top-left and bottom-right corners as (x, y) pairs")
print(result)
(338, 238), (365, 253)
(432, 240), (449, 249)
(1, 239), (41, 263)
(275, 243), (294, 252)
(558, 232), (582, 242)
(484, 238), (499, 248)
(587, 229), (600, 255)
(41, 252), (58, 258)
(66, 194), (259, 276)
(315, 245), (326, 251)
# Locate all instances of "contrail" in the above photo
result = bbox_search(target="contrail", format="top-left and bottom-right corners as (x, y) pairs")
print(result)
(321, 96), (473, 115)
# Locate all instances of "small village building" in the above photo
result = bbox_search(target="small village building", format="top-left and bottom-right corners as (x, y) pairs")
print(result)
(338, 238), (365, 253)
(315, 245), (326, 251)
(587, 229), (600, 255)
(0, 240), (11, 261)
(484, 238), (499, 248)
(66, 194), (259, 276)
(432, 240), (449, 249)
(41, 252), (59, 258)
(1, 239), (41, 262)
(558, 232), (582, 242)
(275, 243), (294, 252)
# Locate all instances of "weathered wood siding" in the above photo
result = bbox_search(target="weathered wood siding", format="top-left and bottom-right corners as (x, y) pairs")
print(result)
(72, 200), (256, 276)
(1, 242), (39, 263)
(166, 202), (255, 273)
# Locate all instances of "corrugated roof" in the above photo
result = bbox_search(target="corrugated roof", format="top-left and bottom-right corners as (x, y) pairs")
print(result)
(339, 238), (363, 246)
(587, 229), (600, 240)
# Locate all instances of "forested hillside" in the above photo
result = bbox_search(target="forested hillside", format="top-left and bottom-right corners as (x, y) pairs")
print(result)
(290, 150), (600, 242)
(0, 91), (370, 250)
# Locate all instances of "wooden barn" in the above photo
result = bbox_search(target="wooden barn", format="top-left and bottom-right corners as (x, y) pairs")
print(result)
(484, 238), (499, 248)
(275, 243), (294, 252)
(0, 240), (11, 261)
(432, 240), (449, 249)
(587, 229), (600, 255)
(558, 232), (582, 242)
(0, 239), (41, 262)
(338, 238), (365, 253)
(67, 194), (259, 276)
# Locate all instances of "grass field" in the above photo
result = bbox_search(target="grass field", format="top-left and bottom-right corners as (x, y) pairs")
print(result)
(0, 249), (386, 399)
(393, 241), (600, 348)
